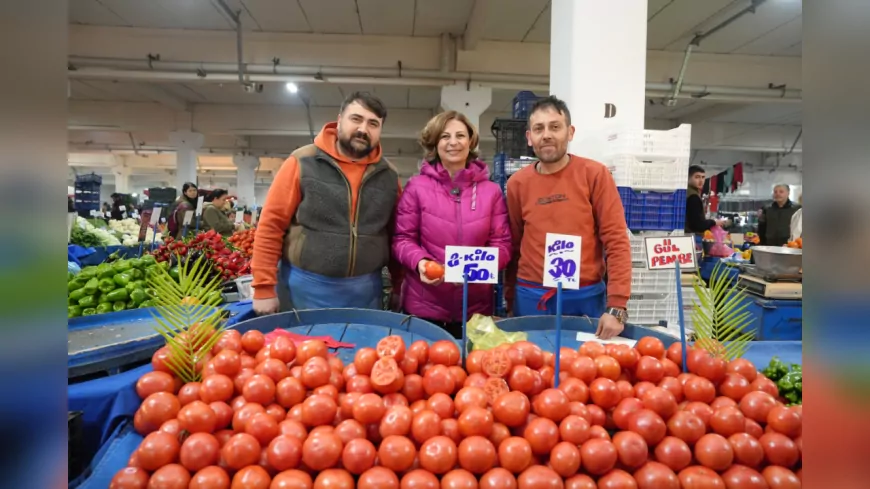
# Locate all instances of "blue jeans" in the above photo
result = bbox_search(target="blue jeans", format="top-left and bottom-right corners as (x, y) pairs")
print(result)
(280, 263), (382, 310)
(515, 280), (607, 318)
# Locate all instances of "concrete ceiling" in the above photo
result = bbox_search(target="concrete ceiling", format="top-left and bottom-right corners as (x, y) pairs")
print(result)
(67, 0), (803, 189)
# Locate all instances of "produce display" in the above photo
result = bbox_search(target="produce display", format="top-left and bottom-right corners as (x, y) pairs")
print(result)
(69, 217), (161, 248)
(111, 333), (802, 488)
(109, 218), (158, 246)
(151, 230), (252, 282)
(785, 238), (802, 249)
(761, 357), (802, 406)
(67, 255), (159, 317)
(228, 228), (256, 257)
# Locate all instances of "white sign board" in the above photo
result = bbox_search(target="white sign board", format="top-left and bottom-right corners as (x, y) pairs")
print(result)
(644, 236), (697, 270)
(119, 205), (126, 212)
(444, 246), (499, 284)
(251, 208), (259, 226)
(235, 211), (245, 224)
(195, 196), (205, 216)
(182, 210), (194, 226)
(149, 207), (162, 226)
(543, 233), (582, 289)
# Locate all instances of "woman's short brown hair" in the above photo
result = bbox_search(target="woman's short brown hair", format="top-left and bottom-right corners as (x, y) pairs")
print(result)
(419, 110), (480, 162)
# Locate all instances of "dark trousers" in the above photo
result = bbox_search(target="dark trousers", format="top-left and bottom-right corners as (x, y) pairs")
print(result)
(418, 318), (464, 340)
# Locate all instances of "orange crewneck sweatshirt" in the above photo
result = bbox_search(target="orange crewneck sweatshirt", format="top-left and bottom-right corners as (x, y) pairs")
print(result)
(504, 155), (631, 309)
(251, 123), (403, 300)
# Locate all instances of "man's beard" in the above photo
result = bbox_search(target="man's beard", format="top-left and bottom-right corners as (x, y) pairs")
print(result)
(338, 132), (374, 159)
(536, 146), (566, 164)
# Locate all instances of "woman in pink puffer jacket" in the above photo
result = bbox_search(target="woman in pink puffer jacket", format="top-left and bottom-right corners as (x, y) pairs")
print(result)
(392, 111), (512, 338)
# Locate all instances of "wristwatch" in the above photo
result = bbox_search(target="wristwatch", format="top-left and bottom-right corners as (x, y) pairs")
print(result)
(605, 307), (628, 324)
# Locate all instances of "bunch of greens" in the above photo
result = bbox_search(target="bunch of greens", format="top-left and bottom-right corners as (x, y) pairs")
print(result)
(69, 225), (102, 248)
(762, 356), (802, 405)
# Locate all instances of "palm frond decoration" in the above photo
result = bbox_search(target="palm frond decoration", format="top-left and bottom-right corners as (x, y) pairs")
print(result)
(690, 261), (755, 361)
(148, 254), (226, 383)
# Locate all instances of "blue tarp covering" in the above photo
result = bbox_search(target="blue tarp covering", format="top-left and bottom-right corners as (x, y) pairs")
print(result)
(68, 245), (144, 267)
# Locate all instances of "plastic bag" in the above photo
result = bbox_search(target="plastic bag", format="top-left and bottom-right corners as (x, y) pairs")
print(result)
(707, 225), (733, 257)
(466, 314), (527, 351)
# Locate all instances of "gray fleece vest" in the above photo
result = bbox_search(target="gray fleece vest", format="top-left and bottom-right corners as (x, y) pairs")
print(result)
(283, 144), (399, 278)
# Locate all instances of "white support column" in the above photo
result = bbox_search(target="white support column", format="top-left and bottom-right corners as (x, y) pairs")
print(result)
(549, 0), (648, 160)
(111, 155), (132, 194)
(440, 83), (493, 133)
(233, 154), (259, 208)
(168, 131), (204, 191)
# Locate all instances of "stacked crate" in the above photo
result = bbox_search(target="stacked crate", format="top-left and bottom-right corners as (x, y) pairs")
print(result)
(74, 173), (102, 218)
(600, 125), (693, 328)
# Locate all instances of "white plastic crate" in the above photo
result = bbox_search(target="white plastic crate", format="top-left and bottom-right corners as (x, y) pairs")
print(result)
(628, 294), (678, 327)
(631, 269), (678, 295)
(505, 157), (535, 175)
(628, 230), (685, 264)
(605, 154), (689, 191)
(601, 124), (692, 159)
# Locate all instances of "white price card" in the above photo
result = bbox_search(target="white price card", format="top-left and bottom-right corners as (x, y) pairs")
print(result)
(251, 208), (259, 225)
(89, 210), (98, 217)
(235, 210), (245, 224)
(160, 217), (166, 224)
(543, 233), (581, 289)
(67, 212), (77, 242)
(149, 207), (162, 226)
(195, 196), (205, 216)
(644, 236), (697, 270)
(105, 211), (111, 218)
(119, 205), (126, 212)
(575, 331), (637, 347)
(182, 210), (194, 226)
(444, 246), (499, 284)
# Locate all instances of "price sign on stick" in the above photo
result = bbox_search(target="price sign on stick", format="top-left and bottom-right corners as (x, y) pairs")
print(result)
(195, 196), (205, 216)
(182, 210), (194, 226)
(644, 236), (697, 270)
(149, 207), (162, 226)
(235, 210), (245, 224)
(544, 233), (581, 289)
(444, 246), (499, 284)
(251, 208), (259, 226)
(119, 205), (126, 212)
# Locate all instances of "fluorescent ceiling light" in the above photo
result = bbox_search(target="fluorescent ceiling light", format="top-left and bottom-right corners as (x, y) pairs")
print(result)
(285, 82), (298, 94)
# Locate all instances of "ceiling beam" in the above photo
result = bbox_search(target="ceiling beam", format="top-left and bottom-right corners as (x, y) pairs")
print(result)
(677, 103), (751, 124)
(463, 0), (490, 51)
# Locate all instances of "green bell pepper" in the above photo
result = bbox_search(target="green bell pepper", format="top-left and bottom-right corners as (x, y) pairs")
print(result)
(762, 357), (789, 381)
(99, 293), (112, 304)
(96, 302), (114, 314)
(126, 300), (136, 309)
(133, 279), (146, 289)
(113, 260), (133, 273)
(125, 282), (139, 293)
(158, 261), (170, 271)
(78, 267), (98, 280)
(68, 305), (82, 318)
(97, 264), (115, 280)
(82, 308), (97, 316)
(145, 288), (157, 299)
(168, 266), (180, 281)
(130, 288), (148, 305)
(140, 255), (157, 266)
(98, 277), (117, 293)
(106, 288), (129, 302)
(777, 375), (795, 391)
(78, 294), (98, 308)
(205, 290), (223, 305)
(69, 288), (87, 302)
(82, 277), (99, 295)
(113, 301), (127, 312)
(139, 300), (155, 308)
(114, 272), (132, 287)
(130, 268), (144, 280)
(68, 278), (86, 292)
(129, 258), (144, 269)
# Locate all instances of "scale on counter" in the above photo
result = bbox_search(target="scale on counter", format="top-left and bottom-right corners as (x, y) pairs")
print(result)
(737, 265), (802, 299)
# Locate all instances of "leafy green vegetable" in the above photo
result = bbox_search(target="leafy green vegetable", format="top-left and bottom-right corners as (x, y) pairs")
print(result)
(691, 261), (755, 360)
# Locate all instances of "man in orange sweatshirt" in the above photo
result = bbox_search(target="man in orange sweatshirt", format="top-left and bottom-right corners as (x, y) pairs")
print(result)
(505, 96), (632, 339)
(251, 92), (402, 314)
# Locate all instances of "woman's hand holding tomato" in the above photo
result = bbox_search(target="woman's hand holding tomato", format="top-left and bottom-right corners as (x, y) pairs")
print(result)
(418, 260), (445, 286)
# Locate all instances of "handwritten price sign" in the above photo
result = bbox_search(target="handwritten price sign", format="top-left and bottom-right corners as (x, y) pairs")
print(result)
(544, 233), (581, 289)
(644, 236), (697, 270)
(444, 246), (499, 284)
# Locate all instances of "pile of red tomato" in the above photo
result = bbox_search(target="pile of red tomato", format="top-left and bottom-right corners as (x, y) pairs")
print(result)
(110, 332), (802, 489)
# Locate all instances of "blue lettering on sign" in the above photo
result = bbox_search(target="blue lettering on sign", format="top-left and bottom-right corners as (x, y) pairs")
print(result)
(462, 248), (496, 262)
(463, 263), (491, 282)
(548, 257), (577, 280)
(547, 239), (575, 254)
(447, 252), (460, 267)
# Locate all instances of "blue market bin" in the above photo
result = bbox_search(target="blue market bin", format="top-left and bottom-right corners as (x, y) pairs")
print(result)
(742, 297), (803, 341)
(618, 187), (686, 231)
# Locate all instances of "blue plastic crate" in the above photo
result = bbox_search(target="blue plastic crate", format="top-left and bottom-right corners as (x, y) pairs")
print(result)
(492, 154), (507, 195)
(512, 91), (542, 119)
(617, 187), (686, 231)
